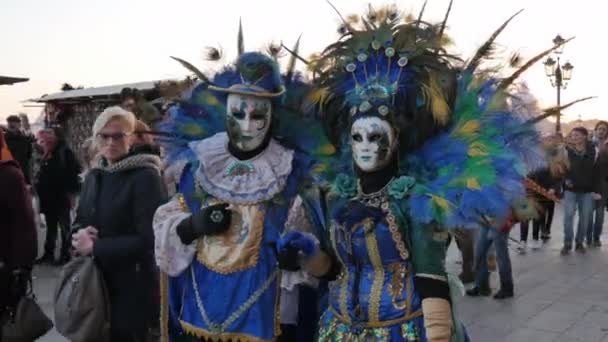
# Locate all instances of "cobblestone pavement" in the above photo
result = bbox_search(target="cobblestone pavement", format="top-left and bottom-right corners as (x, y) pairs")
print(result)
(34, 205), (608, 341)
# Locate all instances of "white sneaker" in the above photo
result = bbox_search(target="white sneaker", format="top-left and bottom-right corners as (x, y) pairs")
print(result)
(517, 241), (528, 254)
(530, 239), (542, 250)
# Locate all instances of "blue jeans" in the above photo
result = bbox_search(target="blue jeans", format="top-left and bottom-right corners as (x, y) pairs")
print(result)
(474, 225), (513, 291)
(587, 199), (605, 242)
(563, 191), (593, 245)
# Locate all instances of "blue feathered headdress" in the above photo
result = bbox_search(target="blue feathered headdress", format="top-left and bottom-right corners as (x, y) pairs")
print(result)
(156, 25), (337, 182)
(306, 3), (586, 229)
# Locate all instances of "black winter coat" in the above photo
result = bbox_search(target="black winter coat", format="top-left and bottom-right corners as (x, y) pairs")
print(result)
(4, 130), (33, 184)
(36, 143), (81, 213)
(564, 144), (600, 194)
(74, 153), (166, 337)
(0, 161), (37, 312)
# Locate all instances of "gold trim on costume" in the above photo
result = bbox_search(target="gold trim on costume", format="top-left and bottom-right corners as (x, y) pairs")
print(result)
(180, 320), (273, 342)
(328, 306), (423, 328)
(160, 272), (169, 342)
(177, 193), (189, 212)
(387, 263), (408, 310)
(365, 231), (385, 323)
(196, 204), (265, 274)
(384, 202), (410, 260)
(330, 220), (351, 323)
(338, 271), (351, 324)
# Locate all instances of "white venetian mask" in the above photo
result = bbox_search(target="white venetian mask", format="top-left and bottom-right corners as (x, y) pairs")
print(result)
(226, 94), (272, 152)
(350, 117), (396, 172)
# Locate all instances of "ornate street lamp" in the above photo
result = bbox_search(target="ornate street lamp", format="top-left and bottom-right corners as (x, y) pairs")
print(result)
(544, 34), (574, 134)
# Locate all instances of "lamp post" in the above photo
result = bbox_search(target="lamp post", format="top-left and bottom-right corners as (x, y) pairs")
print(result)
(543, 34), (574, 134)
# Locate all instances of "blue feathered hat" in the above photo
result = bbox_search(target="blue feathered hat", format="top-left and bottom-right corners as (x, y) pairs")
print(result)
(208, 52), (285, 99)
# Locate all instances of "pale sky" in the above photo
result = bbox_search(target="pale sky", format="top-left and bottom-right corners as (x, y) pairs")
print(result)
(1, 0), (606, 124)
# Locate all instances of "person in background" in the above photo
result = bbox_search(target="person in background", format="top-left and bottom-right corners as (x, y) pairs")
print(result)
(538, 134), (569, 241)
(447, 229), (476, 283)
(120, 87), (138, 114)
(562, 127), (601, 254)
(71, 106), (165, 341)
(0, 129), (37, 322)
(120, 87), (161, 126)
(35, 126), (81, 265)
(588, 121), (608, 247)
(131, 119), (161, 156)
(4, 115), (33, 184)
(467, 214), (516, 300)
(518, 136), (568, 253)
(79, 137), (99, 177)
(19, 113), (33, 136)
(518, 167), (564, 253)
(517, 220), (533, 253)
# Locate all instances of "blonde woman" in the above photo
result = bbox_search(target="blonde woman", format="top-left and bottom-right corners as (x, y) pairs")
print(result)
(71, 106), (166, 341)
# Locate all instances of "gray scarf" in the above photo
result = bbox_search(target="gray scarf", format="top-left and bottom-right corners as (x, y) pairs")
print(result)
(94, 154), (161, 174)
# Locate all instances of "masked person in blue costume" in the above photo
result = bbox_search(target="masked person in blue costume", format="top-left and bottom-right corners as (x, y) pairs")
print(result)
(276, 3), (563, 341)
(152, 29), (334, 341)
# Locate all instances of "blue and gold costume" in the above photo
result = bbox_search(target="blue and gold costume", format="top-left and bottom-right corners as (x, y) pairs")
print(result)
(321, 191), (430, 341)
(159, 138), (311, 341)
(153, 45), (328, 342)
(279, 3), (558, 341)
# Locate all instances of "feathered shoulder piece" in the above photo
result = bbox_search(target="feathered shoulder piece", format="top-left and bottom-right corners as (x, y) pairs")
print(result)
(403, 8), (584, 228)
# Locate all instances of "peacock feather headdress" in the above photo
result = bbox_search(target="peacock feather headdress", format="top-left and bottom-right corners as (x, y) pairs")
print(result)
(305, 2), (459, 154)
(305, 2), (590, 229)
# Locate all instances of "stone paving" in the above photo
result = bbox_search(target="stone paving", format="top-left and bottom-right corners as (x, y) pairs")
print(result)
(33, 205), (608, 341)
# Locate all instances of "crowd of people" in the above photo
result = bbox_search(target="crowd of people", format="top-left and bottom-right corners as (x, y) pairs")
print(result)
(0, 99), (166, 341)
(462, 123), (608, 301)
(1, 5), (607, 342)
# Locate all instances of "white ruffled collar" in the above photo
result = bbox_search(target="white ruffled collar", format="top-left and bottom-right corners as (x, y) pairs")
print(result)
(189, 133), (294, 204)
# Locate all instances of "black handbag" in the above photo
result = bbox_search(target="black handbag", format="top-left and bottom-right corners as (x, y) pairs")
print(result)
(1, 274), (53, 342)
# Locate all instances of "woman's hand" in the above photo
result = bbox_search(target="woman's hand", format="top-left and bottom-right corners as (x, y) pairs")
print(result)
(72, 226), (98, 256)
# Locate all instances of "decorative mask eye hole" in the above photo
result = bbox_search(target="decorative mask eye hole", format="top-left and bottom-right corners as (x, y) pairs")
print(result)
(250, 114), (266, 121)
(368, 134), (382, 143)
(352, 133), (363, 143)
(231, 111), (245, 120)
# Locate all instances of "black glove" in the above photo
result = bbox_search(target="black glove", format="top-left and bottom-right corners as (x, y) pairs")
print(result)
(176, 203), (232, 244)
(276, 244), (301, 271)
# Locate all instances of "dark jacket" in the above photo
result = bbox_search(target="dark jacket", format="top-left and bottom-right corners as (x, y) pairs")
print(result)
(0, 161), (37, 310)
(0, 160), (37, 270)
(595, 144), (608, 199)
(4, 130), (33, 184)
(564, 144), (600, 194)
(74, 152), (166, 336)
(35, 142), (81, 212)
